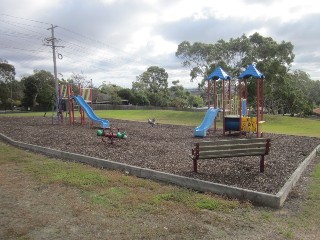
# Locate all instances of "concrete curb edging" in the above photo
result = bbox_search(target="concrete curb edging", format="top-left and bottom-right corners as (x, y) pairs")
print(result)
(277, 145), (320, 206)
(1, 133), (319, 208)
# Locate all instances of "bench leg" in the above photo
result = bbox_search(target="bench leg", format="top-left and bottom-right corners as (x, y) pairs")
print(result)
(260, 155), (265, 173)
(193, 159), (198, 173)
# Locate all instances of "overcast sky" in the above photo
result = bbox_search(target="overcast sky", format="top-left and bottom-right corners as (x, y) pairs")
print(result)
(1, 0), (319, 88)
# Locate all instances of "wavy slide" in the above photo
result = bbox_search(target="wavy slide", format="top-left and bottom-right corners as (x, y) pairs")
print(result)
(194, 108), (219, 137)
(72, 95), (110, 129)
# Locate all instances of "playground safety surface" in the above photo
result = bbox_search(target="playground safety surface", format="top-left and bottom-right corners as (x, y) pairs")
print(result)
(1, 116), (320, 195)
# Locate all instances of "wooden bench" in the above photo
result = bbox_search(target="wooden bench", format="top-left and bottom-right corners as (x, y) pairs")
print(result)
(191, 138), (271, 173)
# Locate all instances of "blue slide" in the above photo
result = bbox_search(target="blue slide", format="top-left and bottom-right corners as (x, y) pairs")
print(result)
(72, 95), (110, 128)
(194, 108), (219, 137)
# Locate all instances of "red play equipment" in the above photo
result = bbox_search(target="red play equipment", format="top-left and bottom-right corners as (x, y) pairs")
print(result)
(57, 82), (93, 126)
(56, 82), (127, 144)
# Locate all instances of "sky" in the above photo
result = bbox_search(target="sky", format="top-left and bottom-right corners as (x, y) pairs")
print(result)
(1, 0), (319, 89)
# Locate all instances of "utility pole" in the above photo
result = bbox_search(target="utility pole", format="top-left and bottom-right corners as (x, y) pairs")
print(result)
(45, 24), (64, 120)
(48, 25), (58, 99)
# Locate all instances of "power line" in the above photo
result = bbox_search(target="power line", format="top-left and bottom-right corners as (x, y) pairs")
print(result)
(0, 14), (166, 85)
(1, 14), (158, 65)
(0, 13), (50, 25)
(57, 26), (158, 65)
(0, 45), (49, 53)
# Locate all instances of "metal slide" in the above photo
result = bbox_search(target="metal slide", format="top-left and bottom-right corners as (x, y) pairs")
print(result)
(194, 108), (219, 137)
(72, 95), (110, 128)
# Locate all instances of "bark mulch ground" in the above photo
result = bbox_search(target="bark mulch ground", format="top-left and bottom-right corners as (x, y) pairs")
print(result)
(1, 116), (320, 195)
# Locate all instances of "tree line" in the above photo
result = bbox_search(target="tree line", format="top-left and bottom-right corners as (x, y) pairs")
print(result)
(1, 32), (320, 115)
(176, 32), (320, 115)
(0, 63), (204, 111)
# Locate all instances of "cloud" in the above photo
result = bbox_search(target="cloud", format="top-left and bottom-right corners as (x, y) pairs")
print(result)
(2, 0), (61, 19)
(1, 0), (319, 90)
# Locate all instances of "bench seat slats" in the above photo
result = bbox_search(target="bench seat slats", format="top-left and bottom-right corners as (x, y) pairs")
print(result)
(191, 138), (271, 173)
(199, 142), (266, 151)
(198, 149), (266, 159)
(199, 138), (267, 146)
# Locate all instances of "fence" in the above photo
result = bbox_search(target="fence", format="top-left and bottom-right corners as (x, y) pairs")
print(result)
(91, 104), (206, 112)
(18, 104), (209, 113)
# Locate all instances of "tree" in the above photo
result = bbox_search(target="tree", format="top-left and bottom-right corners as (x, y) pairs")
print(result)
(0, 59), (15, 83)
(0, 59), (16, 110)
(283, 70), (315, 116)
(22, 76), (38, 108)
(176, 33), (296, 114)
(176, 41), (214, 82)
(131, 91), (150, 106)
(0, 82), (9, 109)
(134, 66), (170, 107)
(131, 81), (150, 105)
(21, 70), (55, 109)
(169, 80), (190, 108)
(308, 79), (320, 107)
(148, 92), (170, 107)
(135, 66), (169, 93)
(117, 88), (135, 104)
(188, 95), (204, 108)
(70, 72), (91, 87)
(99, 83), (122, 105)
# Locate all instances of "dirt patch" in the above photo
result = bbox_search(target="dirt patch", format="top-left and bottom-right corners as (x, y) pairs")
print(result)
(1, 116), (320, 195)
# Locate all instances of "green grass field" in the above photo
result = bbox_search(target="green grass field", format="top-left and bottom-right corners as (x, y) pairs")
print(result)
(103, 110), (320, 137)
(1, 133), (320, 238)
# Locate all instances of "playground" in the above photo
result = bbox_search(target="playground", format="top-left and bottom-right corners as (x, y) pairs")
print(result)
(1, 64), (320, 204)
(1, 115), (319, 195)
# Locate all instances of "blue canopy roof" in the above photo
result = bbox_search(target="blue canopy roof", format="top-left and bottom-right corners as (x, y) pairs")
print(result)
(238, 64), (265, 79)
(206, 66), (231, 81)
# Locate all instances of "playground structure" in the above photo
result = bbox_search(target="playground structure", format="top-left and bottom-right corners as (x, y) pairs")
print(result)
(55, 82), (109, 129)
(53, 82), (127, 144)
(194, 64), (265, 138)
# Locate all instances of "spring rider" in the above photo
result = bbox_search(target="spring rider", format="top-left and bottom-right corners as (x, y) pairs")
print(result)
(97, 128), (127, 144)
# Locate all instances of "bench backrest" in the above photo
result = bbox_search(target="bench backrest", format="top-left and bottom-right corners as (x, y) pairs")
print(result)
(194, 138), (270, 159)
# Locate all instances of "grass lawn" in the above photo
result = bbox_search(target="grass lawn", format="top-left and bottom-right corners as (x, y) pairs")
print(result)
(1, 140), (320, 239)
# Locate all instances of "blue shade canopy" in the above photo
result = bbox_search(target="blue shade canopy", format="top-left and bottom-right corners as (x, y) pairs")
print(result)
(206, 66), (231, 80)
(238, 64), (265, 79)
